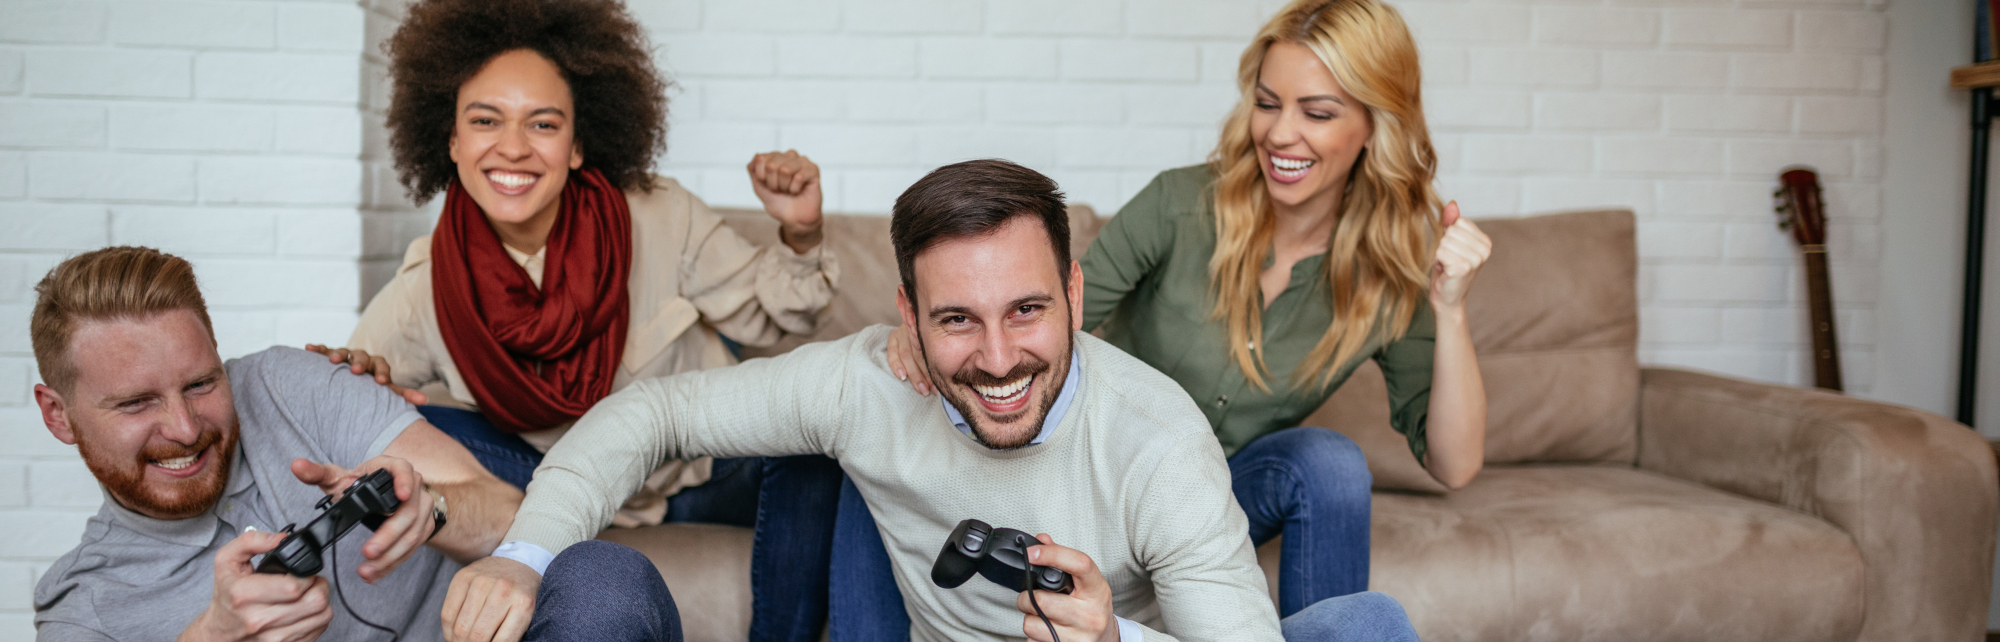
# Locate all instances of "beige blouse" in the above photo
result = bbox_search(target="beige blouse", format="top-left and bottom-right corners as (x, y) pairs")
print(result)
(348, 176), (840, 526)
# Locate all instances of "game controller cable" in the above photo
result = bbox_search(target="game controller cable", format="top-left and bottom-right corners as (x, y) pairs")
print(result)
(256, 469), (416, 641)
(327, 534), (399, 641)
(1025, 565), (1059, 642)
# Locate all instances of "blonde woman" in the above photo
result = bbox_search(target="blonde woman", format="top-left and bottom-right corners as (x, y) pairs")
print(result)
(876, 0), (1489, 625)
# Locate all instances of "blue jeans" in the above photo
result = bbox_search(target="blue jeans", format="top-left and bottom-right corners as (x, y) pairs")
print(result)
(828, 475), (910, 641)
(1231, 426), (1373, 617)
(526, 540), (682, 641)
(665, 454), (844, 642)
(1280, 591), (1420, 642)
(422, 406), (544, 489)
(528, 544), (1417, 642)
(424, 406), (842, 642)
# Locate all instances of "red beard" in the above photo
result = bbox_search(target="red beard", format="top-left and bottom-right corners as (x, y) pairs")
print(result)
(80, 419), (237, 520)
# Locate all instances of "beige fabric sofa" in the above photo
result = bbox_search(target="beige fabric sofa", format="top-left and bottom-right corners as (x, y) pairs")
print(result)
(591, 206), (1998, 642)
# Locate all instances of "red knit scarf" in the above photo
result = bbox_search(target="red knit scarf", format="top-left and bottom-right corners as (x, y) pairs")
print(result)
(431, 168), (631, 433)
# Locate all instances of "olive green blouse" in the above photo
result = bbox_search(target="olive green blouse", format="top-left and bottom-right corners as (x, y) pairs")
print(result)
(1081, 165), (1436, 461)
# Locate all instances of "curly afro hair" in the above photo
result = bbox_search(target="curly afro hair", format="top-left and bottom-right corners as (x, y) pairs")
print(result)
(384, 0), (668, 203)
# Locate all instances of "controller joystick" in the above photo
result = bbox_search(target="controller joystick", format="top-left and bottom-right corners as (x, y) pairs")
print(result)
(931, 519), (1074, 594)
(255, 468), (402, 577)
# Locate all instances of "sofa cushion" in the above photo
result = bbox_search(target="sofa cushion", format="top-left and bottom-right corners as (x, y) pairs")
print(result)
(1305, 210), (1642, 492)
(718, 205), (1100, 360)
(1357, 466), (1864, 642)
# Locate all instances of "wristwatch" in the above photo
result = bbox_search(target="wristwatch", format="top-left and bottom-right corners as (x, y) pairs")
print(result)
(424, 483), (448, 540)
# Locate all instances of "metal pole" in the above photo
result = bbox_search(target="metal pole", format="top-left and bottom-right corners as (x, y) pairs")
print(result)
(1959, 86), (1992, 426)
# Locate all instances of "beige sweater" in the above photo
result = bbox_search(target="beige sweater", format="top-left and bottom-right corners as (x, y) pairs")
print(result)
(349, 176), (839, 524)
(508, 326), (1283, 642)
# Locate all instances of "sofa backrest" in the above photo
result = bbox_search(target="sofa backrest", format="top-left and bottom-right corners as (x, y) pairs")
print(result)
(718, 205), (1100, 359)
(720, 206), (1641, 493)
(1301, 209), (1641, 492)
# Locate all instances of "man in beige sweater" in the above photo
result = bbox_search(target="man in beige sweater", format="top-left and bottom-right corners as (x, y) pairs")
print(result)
(442, 160), (1419, 642)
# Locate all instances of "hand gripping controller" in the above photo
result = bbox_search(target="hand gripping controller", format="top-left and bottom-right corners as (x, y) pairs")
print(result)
(931, 519), (1074, 594)
(255, 469), (401, 577)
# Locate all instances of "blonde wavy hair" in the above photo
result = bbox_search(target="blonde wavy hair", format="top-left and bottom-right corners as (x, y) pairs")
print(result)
(1208, 0), (1441, 391)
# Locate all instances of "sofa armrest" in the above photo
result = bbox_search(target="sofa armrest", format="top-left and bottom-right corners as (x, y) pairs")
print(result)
(1638, 367), (1997, 642)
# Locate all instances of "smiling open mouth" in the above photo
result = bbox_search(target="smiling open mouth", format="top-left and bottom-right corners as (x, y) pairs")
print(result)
(146, 443), (212, 477)
(973, 373), (1033, 406)
(152, 454), (199, 470)
(1271, 155), (1314, 180)
(486, 170), (540, 194)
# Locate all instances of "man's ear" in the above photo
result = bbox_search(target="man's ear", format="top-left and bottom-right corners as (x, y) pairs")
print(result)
(897, 284), (918, 331)
(1067, 260), (1084, 332)
(35, 384), (77, 445)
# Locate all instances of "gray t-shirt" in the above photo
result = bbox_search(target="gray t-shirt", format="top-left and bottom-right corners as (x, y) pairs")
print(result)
(33, 347), (451, 642)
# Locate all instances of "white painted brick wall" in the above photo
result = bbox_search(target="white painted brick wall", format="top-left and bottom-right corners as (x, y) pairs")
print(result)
(0, 1), (372, 633)
(0, 0), (1897, 630)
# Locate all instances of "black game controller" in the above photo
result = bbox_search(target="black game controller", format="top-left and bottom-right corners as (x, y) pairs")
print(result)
(931, 519), (1074, 594)
(255, 468), (401, 577)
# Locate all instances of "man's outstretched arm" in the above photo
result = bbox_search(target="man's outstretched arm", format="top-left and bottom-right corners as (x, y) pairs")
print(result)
(438, 329), (870, 642)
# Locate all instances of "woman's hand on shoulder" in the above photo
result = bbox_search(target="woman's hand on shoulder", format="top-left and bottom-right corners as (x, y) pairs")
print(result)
(885, 323), (934, 396)
(1428, 201), (1492, 312)
(747, 150), (825, 253)
(305, 344), (429, 406)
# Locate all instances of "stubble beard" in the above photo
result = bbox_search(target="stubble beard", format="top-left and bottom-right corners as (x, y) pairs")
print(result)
(921, 334), (1073, 451)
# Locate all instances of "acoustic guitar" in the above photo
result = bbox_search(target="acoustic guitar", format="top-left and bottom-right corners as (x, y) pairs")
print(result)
(1774, 166), (1843, 392)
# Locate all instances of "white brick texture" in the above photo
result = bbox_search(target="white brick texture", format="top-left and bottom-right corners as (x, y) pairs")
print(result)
(27, 50), (191, 99)
(0, 0), (1895, 617)
(0, 51), (22, 95)
(1533, 7), (1660, 46)
(1, 2), (108, 45)
(1662, 9), (1792, 49)
(110, 1), (277, 50)
(988, 0), (1121, 36)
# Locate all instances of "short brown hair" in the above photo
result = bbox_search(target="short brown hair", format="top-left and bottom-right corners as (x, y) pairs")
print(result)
(890, 159), (1070, 299)
(384, 0), (669, 203)
(32, 247), (214, 393)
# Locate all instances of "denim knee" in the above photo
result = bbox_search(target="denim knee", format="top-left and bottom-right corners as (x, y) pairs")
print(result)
(547, 540), (638, 574)
(530, 541), (681, 642)
(1241, 427), (1372, 498)
(1280, 591), (1418, 642)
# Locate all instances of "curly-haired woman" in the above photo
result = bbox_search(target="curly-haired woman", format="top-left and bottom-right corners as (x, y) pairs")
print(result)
(308, 0), (844, 640)
(872, 0), (1488, 632)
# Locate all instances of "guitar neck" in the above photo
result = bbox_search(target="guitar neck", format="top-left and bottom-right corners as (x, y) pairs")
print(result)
(1801, 248), (1844, 391)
